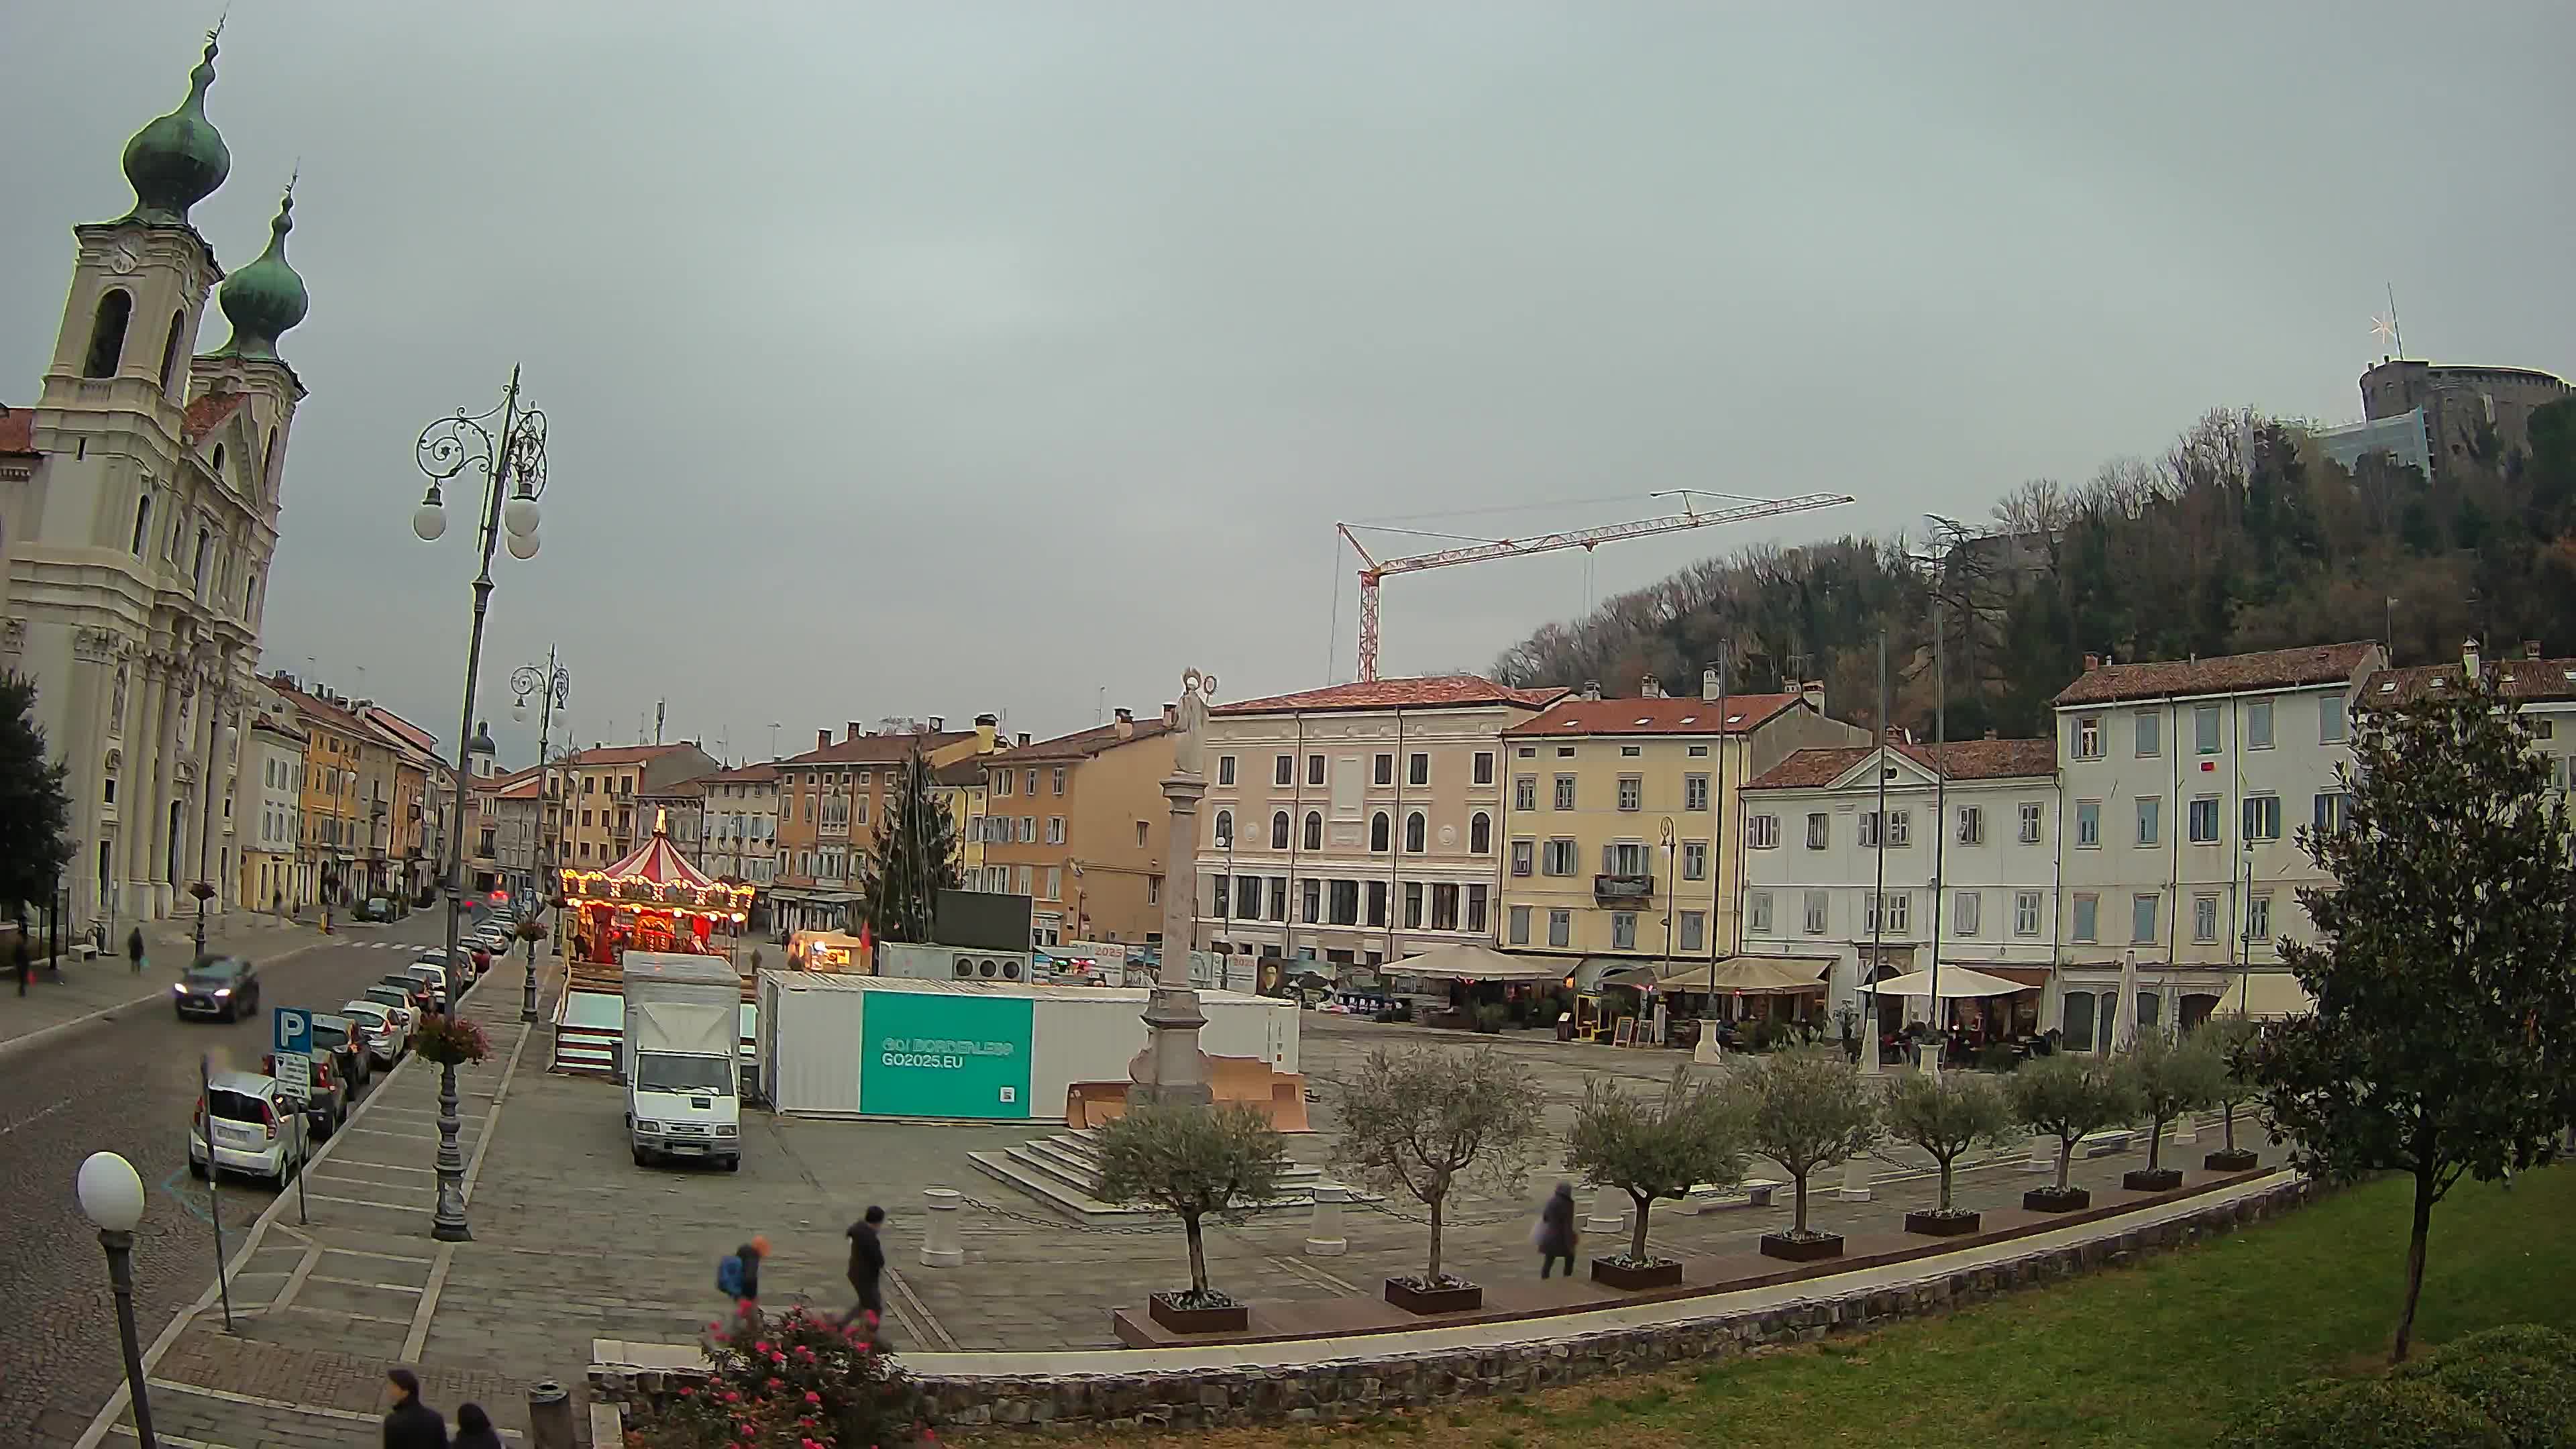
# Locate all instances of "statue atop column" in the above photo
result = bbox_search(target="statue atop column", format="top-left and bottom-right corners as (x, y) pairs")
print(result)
(1170, 668), (1216, 777)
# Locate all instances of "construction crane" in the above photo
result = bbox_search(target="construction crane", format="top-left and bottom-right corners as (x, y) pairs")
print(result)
(1337, 490), (1855, 682)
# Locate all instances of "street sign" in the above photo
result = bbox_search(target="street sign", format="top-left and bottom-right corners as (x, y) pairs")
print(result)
(271, 1007), (311, 1102)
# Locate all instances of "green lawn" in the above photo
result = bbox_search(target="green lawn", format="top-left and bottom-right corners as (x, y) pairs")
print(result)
(1049, 1165), (2573, 1449)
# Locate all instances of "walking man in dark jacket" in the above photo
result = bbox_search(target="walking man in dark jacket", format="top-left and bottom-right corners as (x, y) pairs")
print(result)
(126, 925), (146, 975)
(839, 1204), (888, 1330)
(1536, 1183), (1578, 1279)
(382, 1366), (447, 1448)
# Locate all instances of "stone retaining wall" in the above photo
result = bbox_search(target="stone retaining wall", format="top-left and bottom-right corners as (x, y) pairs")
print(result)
(600, 1179), (2313, 1434)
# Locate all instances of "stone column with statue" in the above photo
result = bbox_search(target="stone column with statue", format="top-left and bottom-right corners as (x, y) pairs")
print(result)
(1130, 668), (1217, 1108)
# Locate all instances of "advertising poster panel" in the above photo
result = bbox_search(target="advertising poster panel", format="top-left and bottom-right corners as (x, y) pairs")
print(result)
(861, 991), (1034, 1119)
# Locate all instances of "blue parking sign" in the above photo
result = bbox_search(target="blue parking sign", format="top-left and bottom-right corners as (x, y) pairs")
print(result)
(273, 1007), (310, 1057)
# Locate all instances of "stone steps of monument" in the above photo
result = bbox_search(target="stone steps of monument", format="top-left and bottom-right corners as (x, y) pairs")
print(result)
(967, 1130), (1336, 1225)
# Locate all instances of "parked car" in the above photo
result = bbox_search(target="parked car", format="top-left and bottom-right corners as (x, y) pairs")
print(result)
(381, 971), (438, 1013)
(261, 1046), (349, 1138)
(402, 963), (451, 1006)
(189, 1071), (305, 1187)
(352, 896), (394, 922)
(305, 1012), (371, 1097)
(339, 1001), (407, 1066)
(359, 985), (419, 1036)
(173, 956), (261, 1022)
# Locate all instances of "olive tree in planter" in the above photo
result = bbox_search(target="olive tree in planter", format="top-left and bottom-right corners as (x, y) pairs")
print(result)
(1564, 1065), (1749, 1288)
(2006, 1053), (2138, 1212)
(1329, 1044), (1546, 1314)
(1731, 1046), (1881, 1262)
(1095, 1102), (1290, 1334)
(2121, 1030), (2225, 1191)
(2199, 1016), (2264, 1171)
(1883, 1067), (2016, 1236)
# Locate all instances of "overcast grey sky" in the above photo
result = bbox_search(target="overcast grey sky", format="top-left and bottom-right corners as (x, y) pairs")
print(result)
(7, 3), (2571, 764)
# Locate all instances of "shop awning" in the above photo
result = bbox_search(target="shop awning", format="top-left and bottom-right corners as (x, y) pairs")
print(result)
(1387, 943), (1566, 983)
(1944, 963), (2050, 989)
(1865, 965), (2027, 998)
(1603, 955), (1833, 994)
(2226, 970), (2314, 1019)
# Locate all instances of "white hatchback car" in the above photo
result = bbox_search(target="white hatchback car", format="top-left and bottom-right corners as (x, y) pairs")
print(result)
(189, 1071), (306, 1187)
(339, 1000), (407, 1066)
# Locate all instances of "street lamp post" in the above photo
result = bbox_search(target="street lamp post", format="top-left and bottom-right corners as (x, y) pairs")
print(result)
(410, 367), (550, 1243)
(512, 651), (570, 1025)
(76, 1150), (157, 1449)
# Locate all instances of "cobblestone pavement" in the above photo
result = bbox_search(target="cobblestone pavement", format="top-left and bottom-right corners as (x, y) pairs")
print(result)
(75, 987), (2280, 1447)
(0, 912), (456, 1446)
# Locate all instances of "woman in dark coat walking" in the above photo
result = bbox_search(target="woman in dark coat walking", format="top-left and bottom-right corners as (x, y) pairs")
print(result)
(1537, 1182), (1579, 1279)
(451, 1401), (502, 1449)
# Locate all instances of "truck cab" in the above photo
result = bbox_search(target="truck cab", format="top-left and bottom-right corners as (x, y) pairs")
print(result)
(621, 953), (744, 1171)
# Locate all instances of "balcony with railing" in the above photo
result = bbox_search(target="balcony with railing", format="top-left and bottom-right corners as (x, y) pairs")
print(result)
(1593, 873), (1655, 904)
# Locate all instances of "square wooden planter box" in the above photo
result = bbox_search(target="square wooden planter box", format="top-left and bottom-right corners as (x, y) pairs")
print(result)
(1759, 1232), (1845, 1263)
(2023, 1185), (2092, 1213)
(1384, 1277), (1484, 1315)
(1146, 1293), (1248, 1335)
(2204, 1148), (2259, 1172)
(2123, 1167), (2184, 1192)
(1590, 1256), (1684, 1290)
(1904, 1209), (1982, 1237)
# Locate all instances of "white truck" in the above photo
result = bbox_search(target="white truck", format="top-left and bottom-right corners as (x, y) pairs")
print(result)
(621, 953), (744, 1171)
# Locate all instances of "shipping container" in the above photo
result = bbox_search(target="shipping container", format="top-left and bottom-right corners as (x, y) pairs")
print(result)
(757, 971), (1298, 1120)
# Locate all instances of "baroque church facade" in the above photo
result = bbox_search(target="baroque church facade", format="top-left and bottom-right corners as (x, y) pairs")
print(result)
(0, 31), (313, 930)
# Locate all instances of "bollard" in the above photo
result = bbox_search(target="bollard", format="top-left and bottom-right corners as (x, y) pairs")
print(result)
(2020, 1131), (2054, 1173)
(2173, 1111), (2199, 1146)
(527, 1379), (576, 1449)
(1304, 1183), (1349, 1256)
(1836, 1152), (1873, 1201)
(919, 1186), (965, 1268)
(1584, 1184), (1629, 1237)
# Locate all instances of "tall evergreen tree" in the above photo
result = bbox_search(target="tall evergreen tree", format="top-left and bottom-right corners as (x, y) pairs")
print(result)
(0, 673), (74, 920)
(860, 746), (960, 944)
(2247, 667), (2576, 1363)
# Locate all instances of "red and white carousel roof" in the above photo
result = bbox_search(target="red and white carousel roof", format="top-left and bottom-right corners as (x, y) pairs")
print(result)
(559, 810), (755, 914)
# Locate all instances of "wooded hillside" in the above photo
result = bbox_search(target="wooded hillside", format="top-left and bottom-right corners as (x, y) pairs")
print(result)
(1489, 398), (2576, 740)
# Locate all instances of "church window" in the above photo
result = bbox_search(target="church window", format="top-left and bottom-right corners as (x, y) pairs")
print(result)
(211, 444), (226, 482)
(157, 310), (186, 394)
(193, 526), (211, 591)
(129, 495), (152, 555)
(84, 290), (132, 378)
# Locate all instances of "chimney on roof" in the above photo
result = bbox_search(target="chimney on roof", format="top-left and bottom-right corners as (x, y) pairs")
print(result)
(975, 713), (998, 752)
(1163, 701), (1177, 728)
(1016, 732), (1031, 747)
(2526, 640), (2543, 661)
(1580, 680), (1602, 702)
(1114, 707), (1134, 739)
(847, 720), (863, 742)
(1802, 680), (1825, 712)
(1640, 675), (1664, 698)
(1701, 667), (1721, 702)
(1984, 729), (1998, 741)
(2463, 637), (2481, 678)
(816, 729), (830, 751)
(928, 716), (945, 732)
(2083, 653), (2100, 672)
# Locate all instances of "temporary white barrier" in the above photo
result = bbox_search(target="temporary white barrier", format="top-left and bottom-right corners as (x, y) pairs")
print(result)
(758, 971), (1299, 1121)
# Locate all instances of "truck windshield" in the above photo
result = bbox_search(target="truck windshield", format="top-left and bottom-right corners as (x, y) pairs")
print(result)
(635, 1053), (734, 1095)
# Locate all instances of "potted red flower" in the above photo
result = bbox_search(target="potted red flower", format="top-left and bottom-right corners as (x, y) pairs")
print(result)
(413, 1013), (491, 1067)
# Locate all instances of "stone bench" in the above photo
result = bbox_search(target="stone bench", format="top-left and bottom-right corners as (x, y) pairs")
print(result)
(2078, 1129), (2135, 1158)
(1686, 1177), (1787, 1212)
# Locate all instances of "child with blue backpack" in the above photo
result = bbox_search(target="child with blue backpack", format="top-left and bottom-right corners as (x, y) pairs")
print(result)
(716, 1235), (768, 1311)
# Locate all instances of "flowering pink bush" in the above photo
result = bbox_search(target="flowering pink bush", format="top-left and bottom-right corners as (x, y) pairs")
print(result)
(627, 1300), (910, 1448)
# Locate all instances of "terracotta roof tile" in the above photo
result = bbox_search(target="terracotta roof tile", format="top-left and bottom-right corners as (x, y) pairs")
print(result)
(0, 405), (34, 456)
(1503, 694), (1805, 737)
(563, 743), (693, 767)
(1748, 737), (2057, 790)
(987, 718), (1172, 763)
(698, 762), (781, 784)
(1216, 676), (1567, 716)
(2367, 657), (2576, 706)
(2051, 643), (2380, 707)
(182, 392), (248, 444)
(775, 731), (973, 767)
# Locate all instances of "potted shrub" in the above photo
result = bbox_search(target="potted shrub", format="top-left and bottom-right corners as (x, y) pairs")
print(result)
(2200, 1016), (2264, 1171)
(1884, 1067), (2015, 1236)
(1094, 1102), (1289, 1334)
(1330, 1044), (1545, 1314)
(2121, 1030), (2224, 1191)
(2006, 1053), (2137, 1212)
(1565, 1065), (1749, 1289)
(1731, 1046), (1882, 1261)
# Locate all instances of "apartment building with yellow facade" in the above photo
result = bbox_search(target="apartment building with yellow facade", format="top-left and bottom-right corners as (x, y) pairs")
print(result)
(1496, 672), (1864, 977)
(977, 708), (1175, 947)
(769, 718), (996, 936)
(1190, 676), (1565, 970)
(551, 742), (721, 877)
(268, 676), (370, 908)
